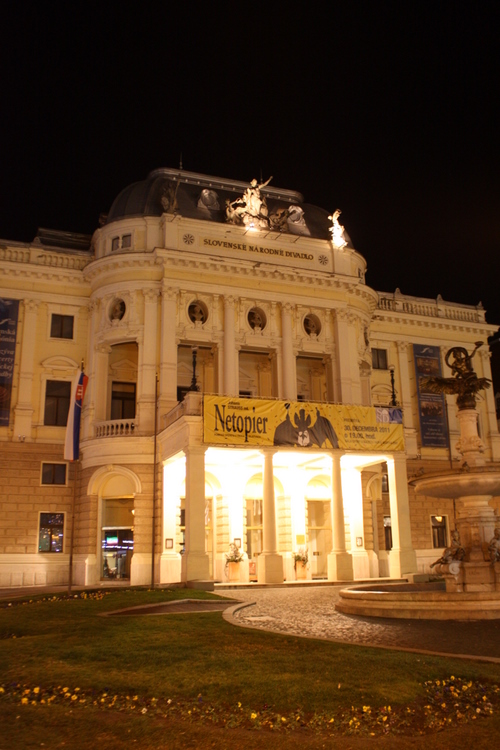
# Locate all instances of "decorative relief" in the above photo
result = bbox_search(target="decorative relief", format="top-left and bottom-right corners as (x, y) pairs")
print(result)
(328, 209), (347, 249)
(197, 189), (220, 211)
(183, 234), (195, 245)
(303, 314), (321, 338)
(248, 307), (266, 332)
(109, 299), (126, 322)
(226, 177), (273, 230)
(188, 300), (208, 326)
(160, 182), (178, 214)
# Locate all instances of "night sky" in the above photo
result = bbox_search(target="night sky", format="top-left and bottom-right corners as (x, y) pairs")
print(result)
(2, 3), (499, 383)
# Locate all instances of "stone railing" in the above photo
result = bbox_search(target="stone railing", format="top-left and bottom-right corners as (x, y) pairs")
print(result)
(94, 419), (136, 438)
(162, 392), (203, 430)
(0, 244), (90, 270)
(377, 291), (485, 323)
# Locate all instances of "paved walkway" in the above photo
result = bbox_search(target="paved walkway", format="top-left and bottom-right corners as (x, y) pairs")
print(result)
(2, 583), (500, 662)
(218, 585), (500, 663)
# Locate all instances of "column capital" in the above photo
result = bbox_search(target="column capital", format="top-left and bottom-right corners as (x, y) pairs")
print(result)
(281, 302), (294, 315)
(396, 340), (409, 353)
(24, 299), (40, 314)
(143, 288), (160, 303)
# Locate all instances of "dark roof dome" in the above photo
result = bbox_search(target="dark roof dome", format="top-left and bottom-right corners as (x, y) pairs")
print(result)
(105, 168), (350, 243)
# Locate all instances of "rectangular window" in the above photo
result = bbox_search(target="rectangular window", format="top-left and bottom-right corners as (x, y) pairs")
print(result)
(111, 382), (136, 419)
(50, 314), (74, 339)
(39, 513), (64, 553)
(121, 234), (132, 249)
(431, 515), (448, 548)
(44, 380), (71, 426)
(372, 348), (388, 370)
(41, 463), (67, 485)
(381, 473), (389, 493)
(111, 237), (120, 251)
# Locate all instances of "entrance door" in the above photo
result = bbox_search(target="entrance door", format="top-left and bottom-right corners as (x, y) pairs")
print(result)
(101, 497), (134, 579)
(246, 498), (263, 580)
(307, 500), (332, 578)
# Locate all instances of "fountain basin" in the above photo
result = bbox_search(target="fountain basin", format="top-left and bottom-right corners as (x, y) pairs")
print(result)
(336, 582), (500, 620)
(409, 469), (500, 499)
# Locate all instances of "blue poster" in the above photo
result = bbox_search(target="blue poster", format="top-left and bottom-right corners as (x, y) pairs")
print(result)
(0, 299), (19, 426)
(413, 344), (449, 448)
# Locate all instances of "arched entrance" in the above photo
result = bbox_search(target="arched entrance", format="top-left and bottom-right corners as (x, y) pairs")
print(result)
(88, 466), (141, 582)
(306, 476), (332, 578)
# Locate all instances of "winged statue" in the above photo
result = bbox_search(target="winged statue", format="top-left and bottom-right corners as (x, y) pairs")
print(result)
(421, 341), (491, 409)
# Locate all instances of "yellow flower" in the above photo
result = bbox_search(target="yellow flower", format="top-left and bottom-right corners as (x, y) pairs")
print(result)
(329, 718), (334, 723)
(237, 701), (241, 708)
(281, 717), (286, 722)
(71, 695), (77, 701)
(33, 687), (40, 694)
(62, 687), (69, 693)
(251, 712), (257, 720)
(21, 697), (28, 704)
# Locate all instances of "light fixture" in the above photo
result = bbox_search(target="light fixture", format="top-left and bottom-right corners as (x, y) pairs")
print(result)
(388, 365), (397, 406)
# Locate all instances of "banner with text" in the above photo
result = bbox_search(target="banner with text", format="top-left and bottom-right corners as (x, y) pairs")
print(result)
(413, 343), (449, 448)
(0, 298), (19, 426)
(203, 396), (404, 451)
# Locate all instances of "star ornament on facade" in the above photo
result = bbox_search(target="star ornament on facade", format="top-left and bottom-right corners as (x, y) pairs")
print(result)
(328, 209), (347, 249)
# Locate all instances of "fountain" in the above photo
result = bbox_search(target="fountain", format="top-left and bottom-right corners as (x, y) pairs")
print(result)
(336, 343), (500, 620)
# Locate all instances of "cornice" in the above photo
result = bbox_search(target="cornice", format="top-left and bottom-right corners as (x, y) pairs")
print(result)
(157, 250), (378, 311)
(83, 251), (160, 283)
(372, 311), (497, 335)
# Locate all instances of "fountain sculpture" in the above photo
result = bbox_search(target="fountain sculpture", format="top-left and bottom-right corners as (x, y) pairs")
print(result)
(336, 342), (500, 619)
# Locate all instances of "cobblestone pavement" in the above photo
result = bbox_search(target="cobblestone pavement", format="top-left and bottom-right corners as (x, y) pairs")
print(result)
(218, 585), (500, 662)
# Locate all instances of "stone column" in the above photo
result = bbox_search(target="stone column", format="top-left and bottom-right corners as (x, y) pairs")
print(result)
(257, 449), (283, 583)
(13, 299), (40, 439)
(328, 452), (353, 580)
(82, 301), (97, 440)
(94, 344), (111, 422)
(396, 341), (418, 456)
(334, 310), (361, 404)
(159, 286), (178, 414)
(138, 289), (159, 433)
(159, 460), (183, 583)
(479, 349), (500, 460)
(281, 303), (296, 400)
(223, 296), (237, 396)
(182, 447), (210, 581)
(386, 454), (417, 577)
(342, 465), (370, 578)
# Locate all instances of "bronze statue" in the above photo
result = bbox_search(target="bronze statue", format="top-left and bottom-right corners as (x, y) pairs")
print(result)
(430, 529), (466, 568)
(489, 528), (500, 564)
(422, 341), (491, 409)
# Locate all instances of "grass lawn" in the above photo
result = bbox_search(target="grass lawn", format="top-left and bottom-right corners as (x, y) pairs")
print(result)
(1, 587), (500, 749)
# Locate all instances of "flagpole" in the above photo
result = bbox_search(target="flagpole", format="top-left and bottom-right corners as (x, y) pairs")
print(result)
(68, 458), (78, 594)
(66, 360), (87, 595)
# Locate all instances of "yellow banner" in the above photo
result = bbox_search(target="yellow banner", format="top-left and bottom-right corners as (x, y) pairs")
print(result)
(203, 396), (404, 451)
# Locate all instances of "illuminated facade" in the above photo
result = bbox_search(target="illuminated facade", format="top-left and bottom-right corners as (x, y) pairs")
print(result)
(1, 168), (499, 588)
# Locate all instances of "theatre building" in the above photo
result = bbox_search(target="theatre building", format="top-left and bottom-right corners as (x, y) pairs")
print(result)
(1, 167), (499, 588)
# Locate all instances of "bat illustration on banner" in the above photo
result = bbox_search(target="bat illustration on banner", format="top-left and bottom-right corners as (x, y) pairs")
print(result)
(273, 407), (338, 448)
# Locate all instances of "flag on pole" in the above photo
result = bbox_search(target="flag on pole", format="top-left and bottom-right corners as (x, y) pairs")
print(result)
(64, 370), (88, 461)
